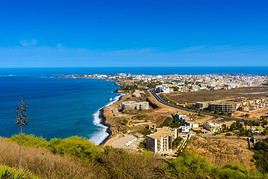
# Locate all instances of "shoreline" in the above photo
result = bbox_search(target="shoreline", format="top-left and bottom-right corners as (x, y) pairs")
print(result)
(91, 91), (124, 145)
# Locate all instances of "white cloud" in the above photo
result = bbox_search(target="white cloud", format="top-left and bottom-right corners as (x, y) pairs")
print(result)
(19, 39), (38, 47)
(0, 45), (267, 67)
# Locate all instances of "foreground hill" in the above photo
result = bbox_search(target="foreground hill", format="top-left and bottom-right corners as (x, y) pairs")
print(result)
(0, 134), (267, 179)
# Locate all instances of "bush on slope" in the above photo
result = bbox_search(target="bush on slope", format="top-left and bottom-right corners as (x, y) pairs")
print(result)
(6, 134), (268, 179)
(0, 165), (37, 179)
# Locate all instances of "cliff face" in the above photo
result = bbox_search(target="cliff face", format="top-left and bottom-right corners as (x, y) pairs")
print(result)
(101, 94), (131, 136)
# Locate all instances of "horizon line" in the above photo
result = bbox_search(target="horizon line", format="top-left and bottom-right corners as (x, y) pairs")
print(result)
(0, 66), (268, 69)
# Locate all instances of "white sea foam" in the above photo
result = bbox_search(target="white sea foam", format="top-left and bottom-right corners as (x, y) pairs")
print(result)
(90, 93), (124, 145)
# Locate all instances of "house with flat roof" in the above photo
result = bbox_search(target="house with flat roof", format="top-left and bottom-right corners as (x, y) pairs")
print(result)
(155, 84), (173, 94)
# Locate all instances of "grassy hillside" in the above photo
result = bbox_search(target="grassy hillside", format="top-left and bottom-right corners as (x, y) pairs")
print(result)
(186, 136), (255, 168)
(0, 134), (267, 179)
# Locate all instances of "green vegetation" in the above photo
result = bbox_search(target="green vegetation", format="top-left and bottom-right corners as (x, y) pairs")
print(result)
(222, 120), (268, 137)
(172, 137), (182, 149)
(10, 134), (49, 148)
(244, 119), (268, 127)
(163, 153), (264, 179)
(48, 137), (102, 161)
(163, 153), (212, 178)
(0, 165), (37, 179)
(230, 121), (243, 131)
(159, 116), (180, 128)
(3, 134), (268, 178)
(10, 134), (102, 162)
(119, 84), (138, 92)
(211, 164), (261, 179)
(253, 138), (268, 174)
(140, 127), (152, 135)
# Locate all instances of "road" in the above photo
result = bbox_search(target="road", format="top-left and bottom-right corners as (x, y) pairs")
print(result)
(149, 89), (194, 112)
(149, 89), (244, 121)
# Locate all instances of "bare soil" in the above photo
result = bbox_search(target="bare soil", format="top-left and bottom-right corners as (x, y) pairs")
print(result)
(165, 87), (268, 104)
(186, 136), (255, 169)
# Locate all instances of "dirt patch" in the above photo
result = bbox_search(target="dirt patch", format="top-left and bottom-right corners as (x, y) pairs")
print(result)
(165, 87), (268, 104)
(186, 136), (255, 169)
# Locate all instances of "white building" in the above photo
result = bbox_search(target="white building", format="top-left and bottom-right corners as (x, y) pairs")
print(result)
(121, 101), (149, 111)
(146, 127), (178, 153)
(179, 126), (191, 133)
(203, 122), (222, 133)
(155, 84), (173, 94)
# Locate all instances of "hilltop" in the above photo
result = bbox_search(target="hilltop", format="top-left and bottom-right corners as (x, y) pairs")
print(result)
(0, 134), (267, 179)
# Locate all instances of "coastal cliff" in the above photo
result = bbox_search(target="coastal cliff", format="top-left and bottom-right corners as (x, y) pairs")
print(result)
(100, 94), (126, 145)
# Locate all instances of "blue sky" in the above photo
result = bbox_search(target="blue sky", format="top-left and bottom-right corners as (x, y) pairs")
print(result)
(0, 0), (267, 67)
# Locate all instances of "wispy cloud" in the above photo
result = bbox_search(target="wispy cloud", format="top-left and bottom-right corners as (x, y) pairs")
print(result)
(19, 39), (38, 47)
(0, 45), (267, 67)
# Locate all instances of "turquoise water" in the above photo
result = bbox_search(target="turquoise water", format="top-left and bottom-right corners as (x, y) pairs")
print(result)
(0, 67), (267, 144)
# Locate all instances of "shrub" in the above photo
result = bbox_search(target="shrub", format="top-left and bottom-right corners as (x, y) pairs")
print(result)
(212, 166), (248, 179)
(0, 165), (37, 179)
(48, 136), (102, 161)
(10, 134), (102, 162)
(10, 134), (49, 148)
(7, 134), (268, 178)
(94, 147), (162, 179)
(172, 137), (182, 149)
(160, 116), (180, 128)
(211, 164), (264, 179)
(163, 152), (212, 178)
(253, 139), (268, 173)
(0, 138), (94, 178)
(140, 127), (151, 135)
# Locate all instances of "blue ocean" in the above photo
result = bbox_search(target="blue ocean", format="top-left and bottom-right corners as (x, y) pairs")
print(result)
(0, 75), (120, 144)
(0, 67), (267, 144)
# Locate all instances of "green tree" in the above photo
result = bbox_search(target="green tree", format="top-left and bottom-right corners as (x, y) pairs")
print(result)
(172, 137), (182, 149)
(254, 139), (268, 173)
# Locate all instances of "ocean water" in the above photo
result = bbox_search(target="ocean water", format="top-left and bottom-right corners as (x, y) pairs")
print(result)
(0, 67), (267, 144)
(1, 66), (268, 76)
(0, 75), (120, 144)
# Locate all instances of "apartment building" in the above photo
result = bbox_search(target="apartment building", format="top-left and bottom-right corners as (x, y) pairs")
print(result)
(146, 127), (177, 153)
(208, 102), (237, 113)
(195, 102), (209, 110)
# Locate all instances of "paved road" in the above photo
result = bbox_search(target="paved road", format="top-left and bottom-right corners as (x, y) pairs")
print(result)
(149, 89), (244, 121)
(149, 89), (194, 112)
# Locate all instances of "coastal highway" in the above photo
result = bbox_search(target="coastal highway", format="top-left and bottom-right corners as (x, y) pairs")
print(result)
(149, 89), (244, 121)
(149, 89), (195, 113)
